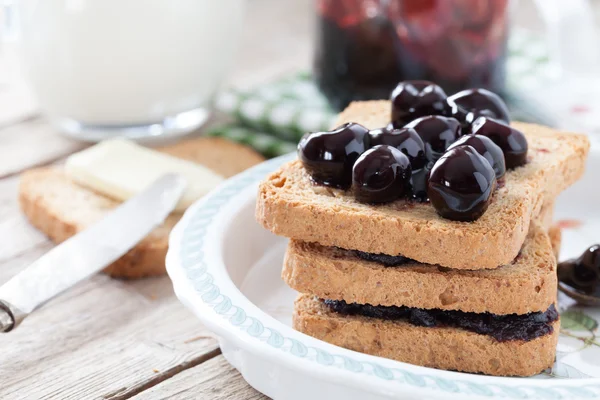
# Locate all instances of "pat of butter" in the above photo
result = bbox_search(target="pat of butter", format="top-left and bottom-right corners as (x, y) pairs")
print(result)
(65, 139), (224, 212)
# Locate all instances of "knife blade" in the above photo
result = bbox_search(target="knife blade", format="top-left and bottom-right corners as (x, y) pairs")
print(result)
(0, 173), (187, 332)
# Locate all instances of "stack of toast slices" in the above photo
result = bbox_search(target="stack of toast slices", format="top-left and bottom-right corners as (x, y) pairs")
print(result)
(256, 100), (590, 376)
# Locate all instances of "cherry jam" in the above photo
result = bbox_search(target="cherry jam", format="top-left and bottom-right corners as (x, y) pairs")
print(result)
(314, 0), (509, 110)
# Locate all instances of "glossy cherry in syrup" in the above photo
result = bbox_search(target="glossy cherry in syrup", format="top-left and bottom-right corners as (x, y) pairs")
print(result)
(369, 127), (427, 169)
(428, 145), (497, 221)
(390, 81), (449, 127)
(352, 145), (412, 203)
(298, 122), (370, 188)
(446, 88), (511, 126)
(558, 245), (600, 298)
(447, 134), (506, 180)
(410, 162), (433, 202)
(471, 117), (528, 169)
(404, 115), (461, 162)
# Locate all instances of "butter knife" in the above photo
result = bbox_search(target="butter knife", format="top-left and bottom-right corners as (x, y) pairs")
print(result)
(0, 173), (187, 332)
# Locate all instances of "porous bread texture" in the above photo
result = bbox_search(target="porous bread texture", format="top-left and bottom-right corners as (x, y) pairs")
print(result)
(539, 201), (554, 231)
(256, 101), (589, 269)
(284, 222), (556, 315)
(294, 294), (559, 377)
(19, 167), (176, 278)
(19, 137), (264, 278)
(549, 224), (562, 260)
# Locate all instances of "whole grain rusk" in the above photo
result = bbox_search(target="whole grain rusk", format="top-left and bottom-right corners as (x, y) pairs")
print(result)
(257, 102), (589, 269)
(19, 137), (264, 279)
(294, 295), (559, 377)
(284, 222), (555, 315)
(549, 225), (562, 260)
(539, 201), (554, 231)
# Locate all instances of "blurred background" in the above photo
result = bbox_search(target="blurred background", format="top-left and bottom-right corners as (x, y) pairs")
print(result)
(1, 0), (600, 156)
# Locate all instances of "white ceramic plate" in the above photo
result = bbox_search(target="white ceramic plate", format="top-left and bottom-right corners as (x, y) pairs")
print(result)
(167, 150), (600, 400)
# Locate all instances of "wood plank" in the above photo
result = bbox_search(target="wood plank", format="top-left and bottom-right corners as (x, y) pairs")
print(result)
(131, 355), (269, 400)
(0, 184), (222, 399)
(0, 176), (51, 267)
(0, 118), (87, 179)
(0, 275), (219, 400)
(0, 173), (221, 399)
(0, 174), (220, 398)
(0, 185), (222, 400)
(0, 120), (221, 400)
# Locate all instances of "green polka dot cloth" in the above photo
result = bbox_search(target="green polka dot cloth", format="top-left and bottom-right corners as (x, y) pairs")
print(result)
(208, 31), (555, 158)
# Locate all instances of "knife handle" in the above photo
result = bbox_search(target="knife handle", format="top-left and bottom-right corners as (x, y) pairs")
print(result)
(0, 300), (26, 332)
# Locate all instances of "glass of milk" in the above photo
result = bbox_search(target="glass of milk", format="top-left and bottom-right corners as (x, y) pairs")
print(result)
(14, 0), (245, 141)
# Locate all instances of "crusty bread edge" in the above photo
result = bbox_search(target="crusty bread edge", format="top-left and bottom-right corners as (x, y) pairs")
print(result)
(257, 163), (531, 270)
(283, 225), (557, 315)
(549, 225), (562, 260)
(18, 168), (168, 279)
(256, 117), (589, 270)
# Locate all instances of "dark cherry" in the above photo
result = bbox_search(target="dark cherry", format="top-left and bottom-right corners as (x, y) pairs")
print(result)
(447, 134), (506, 180)
(390, 80), (449, 127)
(558, 245), (600, 297)
(404, 115), (461, 162)
(409, 161), (433, 202)
(446, 88), (511, 125)
(352, 145), (412, 204)
(428, 145), (497, 221)
(369, 127), (427, 169)
(471, 117), (528, 169)
(298, 122), (370, 188)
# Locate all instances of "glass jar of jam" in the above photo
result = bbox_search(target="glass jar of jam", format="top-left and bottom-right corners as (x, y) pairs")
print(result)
(314, 0), (509, 110)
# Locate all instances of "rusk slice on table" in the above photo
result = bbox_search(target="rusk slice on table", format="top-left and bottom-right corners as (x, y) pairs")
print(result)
(257, 101), (589, 269)
(293, 295), (559, 377)
(19, 137), (265, 278)
(284, 222), (556, 315)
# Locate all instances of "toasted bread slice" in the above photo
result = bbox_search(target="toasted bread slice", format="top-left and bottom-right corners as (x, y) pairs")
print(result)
(284, 221), (555, 315)
(19, 137), (264, 278)
(549, 224), (561, 260)
(294, 295), (559, 377)
(257, 102), (589, 269)
(539, 201), (554, 231)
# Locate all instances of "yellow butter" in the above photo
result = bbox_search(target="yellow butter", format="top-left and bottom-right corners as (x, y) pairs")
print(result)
(65, 139), (223, 212)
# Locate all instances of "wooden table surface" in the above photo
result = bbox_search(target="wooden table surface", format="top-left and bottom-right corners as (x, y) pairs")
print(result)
(0, 0), (579, 398)
(0, 1), (311, 398)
